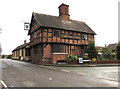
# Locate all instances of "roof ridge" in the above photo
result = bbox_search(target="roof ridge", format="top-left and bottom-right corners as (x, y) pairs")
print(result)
(34, 12), (85, 22)
(34, 12), (59, 18)
(12, 42), (30, 51)
(71, 19), (84, 23)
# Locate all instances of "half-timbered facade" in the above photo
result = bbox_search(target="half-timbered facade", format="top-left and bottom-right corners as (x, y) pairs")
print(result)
(28, 3), (96, 64)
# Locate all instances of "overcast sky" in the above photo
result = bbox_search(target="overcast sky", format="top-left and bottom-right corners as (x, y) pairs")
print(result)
(0, 0), (119, 55)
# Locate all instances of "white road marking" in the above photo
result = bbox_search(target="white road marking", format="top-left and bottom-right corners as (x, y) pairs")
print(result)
(23, 81), (35, 87)
(45, 66), (49, 68)
(0, 80), (8, 89)
(10, 85), (14, 87)
(61, 69), (69, 73)
(38, 65), (56, 70)
(77, 72), (88, 76)
(48, 67), (56, 70)
(49, 78), (52, 80)
(53, 68), (56, 69)
(97, 76), (117, 82)
(104, 71), (109, 73)
(89, 65), (96, 67)
(48, 67), (53, 69)
(38, 65), (44, 68)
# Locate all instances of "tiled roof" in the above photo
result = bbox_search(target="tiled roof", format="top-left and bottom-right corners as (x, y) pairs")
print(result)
(96, 46), (103, 50)
(12, 43), (30, 52)
(29, 12), (96, 35)
(108, 43), (117, 51)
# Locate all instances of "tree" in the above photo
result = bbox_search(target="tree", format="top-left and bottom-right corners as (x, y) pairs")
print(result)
(87, 41), (98, 59)
(101, 46), (112, 59)
(116, 42), (120, 60)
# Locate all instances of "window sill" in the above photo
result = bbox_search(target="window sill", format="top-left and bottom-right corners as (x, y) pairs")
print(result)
(52, 53), (68, 55)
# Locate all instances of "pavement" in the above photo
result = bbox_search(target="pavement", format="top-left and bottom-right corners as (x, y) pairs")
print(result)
(56, 66), (119, 82)
(13, 58), (120, 67)
(40, 63), (119, 67)
(1, 59), (118, 87)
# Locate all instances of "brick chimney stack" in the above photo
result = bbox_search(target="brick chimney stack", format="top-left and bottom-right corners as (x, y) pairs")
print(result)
(24, 40), (27, 44)
(58, 3), (70, 21)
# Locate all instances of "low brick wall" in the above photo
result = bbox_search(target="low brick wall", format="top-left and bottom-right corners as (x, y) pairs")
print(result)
(51, 53), (68, 64)
(96, 60), (120, 64)
(42, 59), (51, 64)
(68, 60), (120, 64)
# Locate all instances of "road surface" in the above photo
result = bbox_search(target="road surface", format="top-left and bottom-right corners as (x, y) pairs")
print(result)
(56, 66), (118, 82)
(0, 59), (118, 87)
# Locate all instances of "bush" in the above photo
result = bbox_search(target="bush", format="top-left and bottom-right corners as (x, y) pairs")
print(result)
(77, 54), (91, 60)
(67, 55), (78, 62)
(87, 41), (98, 58)
(7, 55), (12, 59)
(110, 53), (116, 60)
(77, 54), (83, 58)
(102, 46), (112, 59)
(116, 42), (120, 60)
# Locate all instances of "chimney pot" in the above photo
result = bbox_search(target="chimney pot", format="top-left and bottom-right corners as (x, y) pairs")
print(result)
(24, 40), (27, 44)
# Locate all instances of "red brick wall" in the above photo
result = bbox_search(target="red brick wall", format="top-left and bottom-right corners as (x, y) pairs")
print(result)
(51, 53), (68, 64)
(43, 44), (51, 59)
(97, 60), (120, 64)
(30, 38), (40, 46)
(59, 4), (70, 21)
(59, 15), (70, 21)
(31, 44), (43, 63)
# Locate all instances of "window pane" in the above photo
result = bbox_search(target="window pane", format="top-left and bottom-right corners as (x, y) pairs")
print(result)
(34, 46), (38, 54)
(81, 34), (88, 40)
(34, 32), (36, 38)
(53, 29), (60, 37)
(52, 44), (65, 53)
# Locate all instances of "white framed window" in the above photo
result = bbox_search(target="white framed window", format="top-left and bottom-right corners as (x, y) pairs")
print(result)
(84, 34), (88, 40)
(81, 34), (88, 40)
